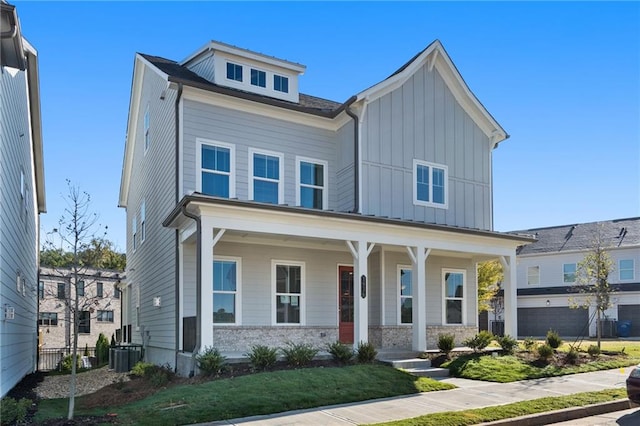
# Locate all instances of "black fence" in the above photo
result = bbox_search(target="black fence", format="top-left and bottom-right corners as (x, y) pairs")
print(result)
(38, 346), (101, 372)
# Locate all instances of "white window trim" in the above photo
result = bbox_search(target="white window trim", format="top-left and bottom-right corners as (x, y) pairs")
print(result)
(527, 265), (540, 286)
(196, 138), (236, 198)
(562, 263), (576, 283)
(226, 61), (243, 83)
(413, 159), (448, 209)
(295, 156), (328, 209)
(140, 200), (146, 244)
(213, 256), (242, 326)
(442, 268), (466, 325)
(397, 265), (412, 325)
(271, 260), (305, 326)
(274, 74), (289, 93)
(250, 67), (267, 88)
(249, 148), (284, 204)
(143, 103), (150, 154)
(619, 259), (635, 281)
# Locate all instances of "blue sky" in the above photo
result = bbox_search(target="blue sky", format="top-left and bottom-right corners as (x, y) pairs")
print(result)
(15, 1), (640, 251)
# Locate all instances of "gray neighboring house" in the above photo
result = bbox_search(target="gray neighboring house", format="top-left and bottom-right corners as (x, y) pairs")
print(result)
(505, 218), (640, 338)
(0, 0), (46, 397)
(119, 39), (533, 375)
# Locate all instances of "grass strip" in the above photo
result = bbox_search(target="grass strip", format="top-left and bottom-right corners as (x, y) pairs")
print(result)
(35, 364), (454, 425)
(371, 388), (628, 426)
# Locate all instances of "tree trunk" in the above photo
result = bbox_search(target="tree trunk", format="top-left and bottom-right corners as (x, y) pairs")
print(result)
(67, 272), (79, 419)
(596, 308), (602, 349)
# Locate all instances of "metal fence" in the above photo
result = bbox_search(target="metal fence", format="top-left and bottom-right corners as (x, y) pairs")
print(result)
(38, 346), (99, 372)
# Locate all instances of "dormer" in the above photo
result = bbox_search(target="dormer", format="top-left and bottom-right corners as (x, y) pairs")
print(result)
(181, 40), (305, 103)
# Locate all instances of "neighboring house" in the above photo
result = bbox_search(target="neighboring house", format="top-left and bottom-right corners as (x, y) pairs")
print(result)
(119, 39), (533, 375)
(509, 218), (640, 338)
(0, 1), (46, 397)
(38, 267), (124, 350)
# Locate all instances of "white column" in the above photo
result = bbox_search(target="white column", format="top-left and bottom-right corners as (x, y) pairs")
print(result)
(500, 254), (518, 338)
(347, 240), (373, 346)
(407, 246), (430, 351)
(200, 217), (215, 350)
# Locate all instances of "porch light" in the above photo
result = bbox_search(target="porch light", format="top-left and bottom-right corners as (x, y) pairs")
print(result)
(546, 299), (550, 307)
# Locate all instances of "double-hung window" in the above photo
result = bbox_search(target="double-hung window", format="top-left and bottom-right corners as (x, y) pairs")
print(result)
(57, 283), (65, 299)
(213, 257), (241, 324)
(399, 266), (412, 324)
(226, 62), (243, 82)
(140, 201), (146, 243)
(250, 148), (283, 204)
(38, 281), (44, 300)
(527, 266), (540, 285)
(38, 312), (58, 326)
(296, 157), (327, 209)
(443, 269), (465, 325)
(620, 259), (634, 280)
(251, 68), (266, 88)
(274, 75), (289, 93)
(113, 283), (120, 299)
(97, 282), (103, 298)
(144, 103), (150, 153)
(77, 280), (85, 297)
(198, 139), (235, 198)
(273, 261), (304, 324)
(413, 160), (448, 208)
(97, 310), (114, 322)
(78, 311), (91, 333)
(563, 263), (576, 283)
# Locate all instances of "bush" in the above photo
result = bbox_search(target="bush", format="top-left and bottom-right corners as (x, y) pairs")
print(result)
(326, 341), (353, 364)
(462, 331), (493, 352)
(546, 330), (563, 349)
(95, 333), (110, 365)
(1, 397), (31, 425)
(246, 345), (278, 371)
(565, 347), (579, 364)
(60, 354), (81, 372)
(281, 342), (318, 367)
(355, 341), (377, 364)
(83, 344), (89, 357)
(131, 361), (155, 377)
(537, 343), (554, 360)
(437, 333), (455, 357)
(522, 337), (537, 352)
(588, 344), (601, 358)
(196, 346), (227, 376)
(130, 362), (172, 386)
(495, 335), (518, 355)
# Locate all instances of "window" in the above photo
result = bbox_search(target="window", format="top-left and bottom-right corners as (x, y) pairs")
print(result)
(16, 272), (21, 292)
(20, 169), (25, 199)
(274, 74), (289, 93)
(140, 201), (146, 243)
(38, 281), (44, 300)
(97, 282), (103, 298)
(78, 311), (91, 333)
(198, 139), (235, 198)
(273, 262), (304, 324)
(563, 263), (576, 283)
(443, 270), (465, 325)
(620, 259), (634, 281)
(413, 160), (448, 208)
(296, 157), (327, 209)
(97, 310), (114, 322)
(527, 266), (540, 285)
(249, 149), (283, 204)
(226, 62), (243, 82)
(251, 68), (266, 87)
(21, 278), (26, 296)
(113, 283), (120, 299)
(143, 103), (150, 153)
(399, 267), (412, 324)
(213, 258), (241, 324)
(77, 280), (85, 297)
(38, 312), (58, 326)
(132, 217), (137, 252)
(57, 282), (65, 299)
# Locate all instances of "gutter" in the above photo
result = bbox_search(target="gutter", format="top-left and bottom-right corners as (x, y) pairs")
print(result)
(343, 96), (359, 213)
(180, 204), (201, 377)
(173, 83), (183, 371)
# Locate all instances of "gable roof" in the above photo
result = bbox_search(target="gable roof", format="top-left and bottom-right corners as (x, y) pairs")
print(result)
(513, 217), (640, 255)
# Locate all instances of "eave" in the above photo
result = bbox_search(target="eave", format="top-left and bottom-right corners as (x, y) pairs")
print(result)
(24, 39), (45, 213)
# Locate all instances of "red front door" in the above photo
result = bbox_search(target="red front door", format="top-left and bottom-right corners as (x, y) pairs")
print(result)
(338, 266), (354, 344)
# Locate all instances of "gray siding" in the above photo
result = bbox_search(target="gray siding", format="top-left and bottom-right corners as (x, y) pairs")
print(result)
(186, 54), (215, 83)
(0, 66), (39, 397)
(361, 63), (492, 230)
(336, 120), (355, 212)
(368, 251), (381, 325)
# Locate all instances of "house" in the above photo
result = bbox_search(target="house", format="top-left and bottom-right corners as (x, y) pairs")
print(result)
(118, 39), (534, 375)
(509, 218), (640, 339)
(38, 268), (123, 352)
(0, 1), (46, 397)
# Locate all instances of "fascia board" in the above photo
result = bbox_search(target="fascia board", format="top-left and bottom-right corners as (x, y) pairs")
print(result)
(518, 244), (640, 258)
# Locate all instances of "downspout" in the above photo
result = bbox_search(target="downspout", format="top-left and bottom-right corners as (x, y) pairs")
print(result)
(344, 98), (359, 214)
(181, 204), (201, 377)
(173, 83), (183, 371)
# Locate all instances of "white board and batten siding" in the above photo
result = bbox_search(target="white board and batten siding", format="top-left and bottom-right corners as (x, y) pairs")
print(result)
(361, 62), (492, 230)
(0, 66), (39, 397)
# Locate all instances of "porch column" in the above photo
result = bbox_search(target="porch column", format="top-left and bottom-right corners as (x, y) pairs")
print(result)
(500, 254), (518, 338)
(407, 246), (430, 351)
(346, 240), (374, 346)
(200, 217), (215, 350)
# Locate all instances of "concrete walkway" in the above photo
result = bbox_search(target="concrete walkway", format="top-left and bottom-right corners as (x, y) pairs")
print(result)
(200, 367), (635, 426)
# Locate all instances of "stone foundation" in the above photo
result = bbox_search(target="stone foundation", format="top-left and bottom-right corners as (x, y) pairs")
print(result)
(369, 325), (477, 350)
(427, 326), (477, 348)
(212, 326), (338, 352)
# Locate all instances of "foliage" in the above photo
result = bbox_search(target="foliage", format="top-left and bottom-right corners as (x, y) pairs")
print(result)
(437, 333), (455, 357)
(40, 248), (74, 268)
(462, 331), (493, 352)
(326, 341), (354, 364)
(95, 333), (110, 365)
(537, 344), (554, 360)
(41, 238), (125, 270)
(246, 345), (278, 371)
(60, 355), (82, 372)
(495, 335), (518, 355)
(131, 362), (156, 377)
(588, 345), (601, 358)
(83, 344), (89, 357)
(0, 397), (31, 425)
(545, 330), (563, 349)
(196, 347), (227, 376)
(565, 347), (579, 364)
(356, 341), (378, 363)
(477, 260), (503, 313)
(281, 342), (318, 367)
(130, 362), (172, 386)
(522, 337), (537, 352)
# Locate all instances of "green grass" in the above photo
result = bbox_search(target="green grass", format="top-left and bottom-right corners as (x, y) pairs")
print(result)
(371, 388), (628, 426)
(35, 364), (455, 425)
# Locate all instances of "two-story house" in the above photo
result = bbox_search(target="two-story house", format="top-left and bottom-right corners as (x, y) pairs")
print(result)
(0, 1), (46, 397)
(512, 218), (639, 338)
(119, 39), (533, 375)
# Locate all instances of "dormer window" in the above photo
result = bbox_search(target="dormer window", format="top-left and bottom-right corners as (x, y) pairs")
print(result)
(274, 75), (289, 93)
(226, 62), (243, 82)
(251, 69), (266, 88)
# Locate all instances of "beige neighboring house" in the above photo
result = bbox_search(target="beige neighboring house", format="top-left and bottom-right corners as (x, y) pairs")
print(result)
(38, 267), (124, 349)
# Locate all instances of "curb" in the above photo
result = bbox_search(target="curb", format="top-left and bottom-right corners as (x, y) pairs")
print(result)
(481, 399), (634, 425)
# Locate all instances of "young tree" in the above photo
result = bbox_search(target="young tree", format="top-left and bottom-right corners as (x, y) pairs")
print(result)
(477, 260), (503, 313)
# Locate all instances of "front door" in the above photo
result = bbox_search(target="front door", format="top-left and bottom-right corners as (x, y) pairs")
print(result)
(338, 266), (354, 344)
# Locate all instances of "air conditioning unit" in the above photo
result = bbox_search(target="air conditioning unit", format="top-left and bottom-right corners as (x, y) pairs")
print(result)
(4, 305), (15, 320)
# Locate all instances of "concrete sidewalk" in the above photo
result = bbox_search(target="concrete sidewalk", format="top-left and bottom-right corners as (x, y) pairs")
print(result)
(201, 368), (635, 426)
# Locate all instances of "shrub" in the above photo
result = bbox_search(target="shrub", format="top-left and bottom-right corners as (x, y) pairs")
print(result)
(545, 330), (563, 349)
(537, 343), (554, 360)
(565, 346), (579, 364)
(495, 334), (518, 355)
(60, 354), (81, 372)
(95, 333), (110, 365)
(281, 342), (318, 367)
(131, 361), (155, 377)
(522, 337), (537, 352)
(83, 344), (89, 357)
(131, 362), (172, 386)
(246, 345), (278, 371)
(588, 344), (601, 358)
(326, 341), (353, 364)
(462, 331), (493, 352)
(437, 333), (455, 357)
(355, 341), (377, 364)
(0, 397), (31, 425)
(196, 346), (227, 376)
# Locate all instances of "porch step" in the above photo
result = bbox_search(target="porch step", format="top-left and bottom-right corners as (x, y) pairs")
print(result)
(383, 358), (432, 369)
(403, 366), (450, 378)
